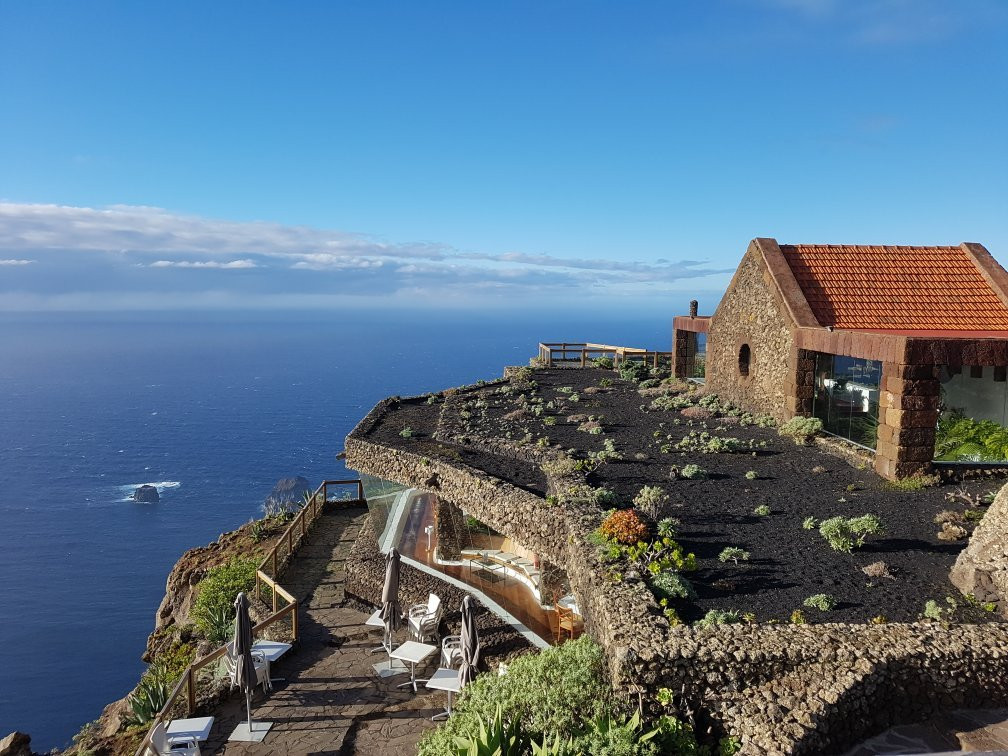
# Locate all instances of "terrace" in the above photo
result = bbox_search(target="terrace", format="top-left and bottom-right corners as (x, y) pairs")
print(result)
(342, 348), (1008, 753)
(124, 348), (1008, 755)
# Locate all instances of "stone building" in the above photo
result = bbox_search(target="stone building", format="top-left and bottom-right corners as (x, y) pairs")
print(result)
(673, 237), (1008, 479)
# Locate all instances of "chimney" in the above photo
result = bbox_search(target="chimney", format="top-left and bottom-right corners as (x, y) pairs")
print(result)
(689, 300), (698, 318)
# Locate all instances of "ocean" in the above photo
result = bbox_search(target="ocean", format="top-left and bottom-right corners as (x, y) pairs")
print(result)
(0, 309), (672, 750)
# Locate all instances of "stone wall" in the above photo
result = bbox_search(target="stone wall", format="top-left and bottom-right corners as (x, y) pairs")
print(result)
(951, 482), (1008, 613)
(875, 362), (940, 479)
(634, 621), (1008, 755)
(705, 244), (796, 422)
(346, 397), (1008, 755)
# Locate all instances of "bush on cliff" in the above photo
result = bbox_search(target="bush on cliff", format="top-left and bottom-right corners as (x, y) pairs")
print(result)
(417, 636), (611, 755)
(191, 557), (258, 643)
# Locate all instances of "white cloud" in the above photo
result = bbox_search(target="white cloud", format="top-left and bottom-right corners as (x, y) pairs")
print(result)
(149, 259), (258, 269)
(0, 259), (35, 266)
(0, 201), (732, 309)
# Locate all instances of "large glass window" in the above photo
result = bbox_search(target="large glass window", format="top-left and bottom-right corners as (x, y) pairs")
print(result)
(935, 366), (1008, 461)
(812, 353), (882, 450)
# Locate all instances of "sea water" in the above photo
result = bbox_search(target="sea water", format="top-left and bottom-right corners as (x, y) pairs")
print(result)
(0, 309), (670, 749)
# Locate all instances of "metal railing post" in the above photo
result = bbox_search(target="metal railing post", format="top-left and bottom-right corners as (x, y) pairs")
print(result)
(292, 599), (299, 641)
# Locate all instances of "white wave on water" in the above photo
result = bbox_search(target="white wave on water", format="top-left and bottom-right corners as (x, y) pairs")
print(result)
(117, 481), (181, 501)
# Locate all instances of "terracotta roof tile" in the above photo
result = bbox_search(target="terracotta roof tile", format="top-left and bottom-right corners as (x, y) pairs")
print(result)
(779, 244), (1008, 331)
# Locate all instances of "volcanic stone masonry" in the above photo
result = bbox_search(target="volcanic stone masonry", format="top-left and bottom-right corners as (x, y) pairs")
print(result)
(345, 386), (1008, 754)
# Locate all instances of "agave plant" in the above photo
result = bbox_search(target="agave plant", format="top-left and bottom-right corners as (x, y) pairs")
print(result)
(204, 603), (235, 645)
(124, 673), (169, 726)
(576, 710), (660, 752)
(453, 706), (526, 756)
(531, 731), (572, 755)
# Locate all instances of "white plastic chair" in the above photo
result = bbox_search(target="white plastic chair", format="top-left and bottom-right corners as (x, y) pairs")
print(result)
(408, 593), (442, 642)
(441, 634), (462, 668)
(149, 722), (200, 755)
(224, 645), (271, 693)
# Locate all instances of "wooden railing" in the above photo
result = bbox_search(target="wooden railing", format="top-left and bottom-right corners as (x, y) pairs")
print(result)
(537, 342), (674, 369)
(135, 479), (364, 755)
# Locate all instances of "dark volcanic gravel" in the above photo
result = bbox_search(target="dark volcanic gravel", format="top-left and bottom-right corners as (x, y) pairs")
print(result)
(365, 369), (1005, 625)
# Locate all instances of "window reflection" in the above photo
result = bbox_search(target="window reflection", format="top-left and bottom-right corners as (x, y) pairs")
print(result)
(812, 353), (881, 449)
(935, 366), (1008, 461)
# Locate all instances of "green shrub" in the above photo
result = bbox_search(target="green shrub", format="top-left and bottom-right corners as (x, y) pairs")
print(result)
(191, 557), (258, 643)
(818, 514), (883, 552)
(680, 464), (707, 480)
(923, 599), (944, 620)
(650, 393), (694, 412)
(657, 517), (679, 539)
(400, 426), (414, 438)
(124, 671), (169, 727)
(511, 366), (535, 383)
(695, 609), (742, 629)
(744, 470), (758, 480)
(638, 378), (661, 389)
(718, 547), (749, 565)
(652, 570), (695, 600)
(416, 636), (611, 755)
(453, 706), (526, 755)
(790, 609), (807, 624)
(618, 361), (650, 383)
(250, 518), (269, 543)
(752, 504), (770, 517)
(802, 516), (818, 530)
(803, 593), (837, 611)
(593, 356), (615, 369)
(569, 710), (660, 756)
(883, 474), (940, 491)
(778, 416), (823, 445)
(935, 412), (1008, 461)
(540, 455), (579, 478)
(632, 486), (669, 518)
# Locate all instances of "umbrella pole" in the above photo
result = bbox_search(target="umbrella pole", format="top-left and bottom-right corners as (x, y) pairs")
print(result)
(246, 689), (253, 732)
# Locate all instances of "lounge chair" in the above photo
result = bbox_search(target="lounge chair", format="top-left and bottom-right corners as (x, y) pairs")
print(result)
(408, 593), (442, 642)
(149, 722), (200, 755)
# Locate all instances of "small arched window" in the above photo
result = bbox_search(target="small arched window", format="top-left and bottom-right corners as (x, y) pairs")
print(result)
(738, 344), (751, 377)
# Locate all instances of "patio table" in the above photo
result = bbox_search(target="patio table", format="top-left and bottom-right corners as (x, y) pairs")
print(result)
(166, 716), (214, 742)
(391, 640), (437, 692)
(425, 667), (462, 720)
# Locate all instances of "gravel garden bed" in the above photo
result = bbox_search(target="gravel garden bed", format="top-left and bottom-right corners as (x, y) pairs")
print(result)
(364, 366), (1005, 626)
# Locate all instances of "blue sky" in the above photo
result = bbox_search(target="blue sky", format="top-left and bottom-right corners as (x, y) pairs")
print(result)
(1, 0), (1005, 312)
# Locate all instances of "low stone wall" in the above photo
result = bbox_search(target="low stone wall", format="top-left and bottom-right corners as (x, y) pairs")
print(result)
(636, 621), (1008, 755)
(346, 396), (1008, 755)
(345, 511), (534, 664)
(951, 483), (1008, 613)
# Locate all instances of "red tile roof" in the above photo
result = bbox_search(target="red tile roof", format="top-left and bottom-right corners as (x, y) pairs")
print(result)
(779, 244), (1008, 331)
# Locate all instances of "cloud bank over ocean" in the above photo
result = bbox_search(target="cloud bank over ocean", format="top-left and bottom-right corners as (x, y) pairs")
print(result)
(0, 202), (732, 310)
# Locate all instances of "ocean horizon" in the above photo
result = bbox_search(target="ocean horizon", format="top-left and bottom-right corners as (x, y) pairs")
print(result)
(0, 309), (674, 750)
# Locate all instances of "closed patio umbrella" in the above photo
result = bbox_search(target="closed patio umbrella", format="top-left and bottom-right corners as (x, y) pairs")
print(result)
(228, 591), (272, 741)
(380, 548), (402, 641)
(458, 594), (481, 687)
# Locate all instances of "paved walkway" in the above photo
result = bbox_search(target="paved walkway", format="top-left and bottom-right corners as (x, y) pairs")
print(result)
(202, 505), (442, 755)
(844, 709), (1008, 755)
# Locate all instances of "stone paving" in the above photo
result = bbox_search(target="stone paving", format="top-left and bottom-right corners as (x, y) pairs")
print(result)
(844, 708), (1008, 755)
(201, 505), (442, 755)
